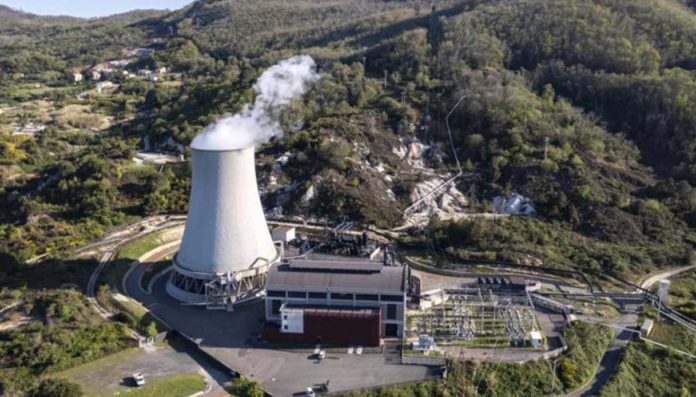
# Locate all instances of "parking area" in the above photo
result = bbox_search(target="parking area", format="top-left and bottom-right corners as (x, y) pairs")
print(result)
(125, 265), (438, 396)
(56, 341), (226, 396)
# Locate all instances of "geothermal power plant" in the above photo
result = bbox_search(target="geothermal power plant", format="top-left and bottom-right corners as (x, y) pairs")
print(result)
(166, 143), (281, 307)
(162, 56), (547, 352)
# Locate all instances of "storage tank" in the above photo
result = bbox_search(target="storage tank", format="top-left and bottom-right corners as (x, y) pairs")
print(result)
(166, 144), (280, 305)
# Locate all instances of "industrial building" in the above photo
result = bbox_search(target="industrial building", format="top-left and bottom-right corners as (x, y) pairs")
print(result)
(167, 144), (281, 307)
(263, 258), (408, 346)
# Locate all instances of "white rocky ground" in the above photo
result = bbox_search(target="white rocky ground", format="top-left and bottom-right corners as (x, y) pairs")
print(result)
(392, 137), (471, 229)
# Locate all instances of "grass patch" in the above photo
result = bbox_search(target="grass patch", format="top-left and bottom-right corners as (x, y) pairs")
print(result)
(56, 348), (141, 380)
(97, 231), (169, 294)
(598, 340), (696, 397)
(113, 296), (148, 321)
(106, 292), (168, 334)
(116, 232), (168, 261)
(66, 369), (205, 397)
(115, 373), (205, 397)
(646, 319), (696, 354)
(661, 267), (696, 320)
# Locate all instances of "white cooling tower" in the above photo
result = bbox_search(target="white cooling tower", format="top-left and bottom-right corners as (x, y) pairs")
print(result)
(167, 145), (280, 305)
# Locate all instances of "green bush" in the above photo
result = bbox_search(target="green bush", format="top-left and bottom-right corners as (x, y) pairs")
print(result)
(28, 378), (83, 397)
(227, 377), (264, 397)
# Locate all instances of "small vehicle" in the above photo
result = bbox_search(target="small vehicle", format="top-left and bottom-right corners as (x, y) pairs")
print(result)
(318, 351), (326, 360)
(132, 372), (146, 387)
(305, 387), (316, 397)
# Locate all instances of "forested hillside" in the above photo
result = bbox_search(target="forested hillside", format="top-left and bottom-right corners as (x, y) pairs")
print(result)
(2, 0), (696, 395)
(0, 0), (695, 280)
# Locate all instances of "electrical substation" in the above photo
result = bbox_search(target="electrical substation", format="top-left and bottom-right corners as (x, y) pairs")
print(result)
(409, 289), (543, 349)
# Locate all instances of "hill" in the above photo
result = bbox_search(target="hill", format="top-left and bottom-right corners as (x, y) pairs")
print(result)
(2, 0), (696, 394)
(0, 0), (694, 279)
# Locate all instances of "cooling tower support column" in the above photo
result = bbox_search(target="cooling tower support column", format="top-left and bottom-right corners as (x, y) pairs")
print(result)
(166, 145), (281, 308)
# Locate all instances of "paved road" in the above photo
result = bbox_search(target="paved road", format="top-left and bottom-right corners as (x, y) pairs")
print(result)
(566, 304), (640, 397)
(85, 217), (185, 321)
(640, 264), (696, 290)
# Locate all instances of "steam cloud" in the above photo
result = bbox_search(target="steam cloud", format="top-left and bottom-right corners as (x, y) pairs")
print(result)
(191, 55), (319, 151)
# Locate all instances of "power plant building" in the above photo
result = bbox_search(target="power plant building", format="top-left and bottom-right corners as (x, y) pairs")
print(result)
(167, 145), (281, 307)
(263, 259), (408, 346)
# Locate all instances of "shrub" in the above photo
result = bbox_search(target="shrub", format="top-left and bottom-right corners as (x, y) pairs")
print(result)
(228, 377), (264, 397)
(28, 378), (83, 397)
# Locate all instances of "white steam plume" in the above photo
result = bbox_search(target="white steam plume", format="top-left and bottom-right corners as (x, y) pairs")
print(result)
(191, 55), (319, 151)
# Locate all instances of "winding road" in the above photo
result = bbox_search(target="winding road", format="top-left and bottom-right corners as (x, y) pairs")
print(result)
(85, 216), (185, 319)
(566, 261), (696, 397)
(640, 264), (696, 290)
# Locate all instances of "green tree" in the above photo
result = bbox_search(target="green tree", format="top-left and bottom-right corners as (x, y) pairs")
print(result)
(228, 377), (263, 397)
(145, 321), (158, 338)
(28, 378), (83, 397)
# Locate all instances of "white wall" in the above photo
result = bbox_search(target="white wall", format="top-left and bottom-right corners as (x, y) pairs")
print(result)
(281, 307), (304, 334)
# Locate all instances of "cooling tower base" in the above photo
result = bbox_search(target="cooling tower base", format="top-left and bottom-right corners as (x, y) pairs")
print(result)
(166, 258), (275, 308)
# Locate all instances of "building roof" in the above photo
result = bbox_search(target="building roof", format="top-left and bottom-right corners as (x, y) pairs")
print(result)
(287, 259), (383, 272)
(267, 263), (405, 293)
(273, 225), (296, 232)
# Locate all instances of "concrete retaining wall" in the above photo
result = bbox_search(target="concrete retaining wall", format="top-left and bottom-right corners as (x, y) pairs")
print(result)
(401, 355), (447, 366)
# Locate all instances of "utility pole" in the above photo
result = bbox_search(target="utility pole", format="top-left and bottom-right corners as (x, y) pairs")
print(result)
(383, 70), (388, 89)
(429, 5), (437, 49)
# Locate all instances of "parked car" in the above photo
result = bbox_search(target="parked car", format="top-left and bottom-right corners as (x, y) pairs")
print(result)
(305, 387), (316, 397)
(132, 372), (146, 387)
